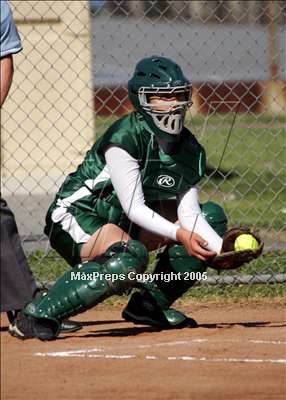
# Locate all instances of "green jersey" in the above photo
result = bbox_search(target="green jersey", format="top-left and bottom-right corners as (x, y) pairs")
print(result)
(45, 111), (206, 249)
(52, 111), (205, 199)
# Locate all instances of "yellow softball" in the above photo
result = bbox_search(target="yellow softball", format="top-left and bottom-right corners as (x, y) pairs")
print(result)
(234, 234), (259, 251)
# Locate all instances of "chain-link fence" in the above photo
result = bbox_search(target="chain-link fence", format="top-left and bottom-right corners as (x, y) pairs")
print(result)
(2, 1), (286, 286)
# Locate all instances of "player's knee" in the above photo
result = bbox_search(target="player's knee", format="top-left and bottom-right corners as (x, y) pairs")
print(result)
(88, 240), (148, 294)
(201, 201), (228, 237)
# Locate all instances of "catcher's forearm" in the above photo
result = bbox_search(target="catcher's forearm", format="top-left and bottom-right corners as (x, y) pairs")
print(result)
(177, 187), (223, 253)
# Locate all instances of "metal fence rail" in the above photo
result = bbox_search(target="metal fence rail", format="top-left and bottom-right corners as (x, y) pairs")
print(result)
(2, 1), (285, 285)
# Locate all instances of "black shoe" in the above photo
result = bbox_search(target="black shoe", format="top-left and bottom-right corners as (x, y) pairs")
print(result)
(122, 291), (168, 328)
(8, 312), (59, 341)
(60, 320), (82, 333)
(122, 291), (197, 329)
(6, 310), (20, 324)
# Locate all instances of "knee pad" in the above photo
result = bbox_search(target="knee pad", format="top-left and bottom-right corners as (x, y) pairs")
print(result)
(103, 240), (149, 274)
(201, 201), (228, 237)
(90, 240), (148, 293)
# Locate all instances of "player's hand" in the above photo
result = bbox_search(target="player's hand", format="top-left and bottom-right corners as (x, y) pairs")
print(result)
(176, 228), (217, 261)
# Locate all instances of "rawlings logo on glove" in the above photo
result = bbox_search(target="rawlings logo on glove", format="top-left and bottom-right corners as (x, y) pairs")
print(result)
(209, 227), (264, 270)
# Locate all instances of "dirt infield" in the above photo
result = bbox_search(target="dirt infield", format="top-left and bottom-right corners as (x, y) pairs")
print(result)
(1, 301), (285, 400)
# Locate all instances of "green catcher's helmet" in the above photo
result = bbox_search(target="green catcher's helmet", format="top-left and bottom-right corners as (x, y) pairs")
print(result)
(201, 201), (228, 237)
(128, 56), (192, 143)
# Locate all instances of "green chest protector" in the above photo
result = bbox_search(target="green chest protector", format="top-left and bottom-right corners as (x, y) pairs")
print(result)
(90, 124), (206, 226)
(96, 112), (206, 202)
(141, 135), (206, 201)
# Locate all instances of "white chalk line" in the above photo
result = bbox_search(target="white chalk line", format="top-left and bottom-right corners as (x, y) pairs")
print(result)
(34, 352), (286, 364)
(34, 337), (286, 356)
(34, 338), (286, 364)
(249, 339), (286, 345)
(166, 357), (286, 364)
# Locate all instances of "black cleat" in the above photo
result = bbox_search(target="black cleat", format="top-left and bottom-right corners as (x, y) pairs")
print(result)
(60, 319), (82, 333)
(122, 291), (197, 329)
(6, 310), (20, 324)
(8, 312), (59, 341)
(122, 292), (168, 328)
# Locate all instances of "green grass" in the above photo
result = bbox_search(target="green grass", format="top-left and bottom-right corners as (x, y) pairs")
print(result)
(179, 282), (286, 302)
(187, 112), (286, 229)
(28, 249), (286, 300)
(28, 251), (70, 283)
(185, 251), (286, 301)
(206, 249), (286, 276)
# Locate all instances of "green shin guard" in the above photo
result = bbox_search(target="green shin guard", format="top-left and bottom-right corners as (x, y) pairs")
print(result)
(146, 244), (205, 307)
(143, 244), (205, 326)
(126, 201), (228, 327)
(123, 244), (205, 328)
(23, 240), (148, 338)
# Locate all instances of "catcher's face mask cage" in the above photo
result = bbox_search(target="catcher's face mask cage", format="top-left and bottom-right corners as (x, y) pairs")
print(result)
(138, 85), (193, 136)
(128, 56), (192, 142)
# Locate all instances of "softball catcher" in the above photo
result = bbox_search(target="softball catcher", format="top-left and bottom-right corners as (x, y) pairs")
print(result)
(11, 56), (263, 340)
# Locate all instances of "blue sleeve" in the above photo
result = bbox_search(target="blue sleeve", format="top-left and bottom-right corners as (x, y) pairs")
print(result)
(0, 0), (22, 58)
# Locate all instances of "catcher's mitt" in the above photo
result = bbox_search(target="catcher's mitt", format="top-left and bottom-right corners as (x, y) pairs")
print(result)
(209, 227), (264, 270)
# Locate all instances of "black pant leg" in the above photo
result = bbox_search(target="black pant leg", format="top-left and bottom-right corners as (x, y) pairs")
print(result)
(0, 198), (38, 312)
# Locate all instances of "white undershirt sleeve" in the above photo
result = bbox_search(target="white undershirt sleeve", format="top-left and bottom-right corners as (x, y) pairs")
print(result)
(177, 187), (223, 253)
(104, 146), (178, 241)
